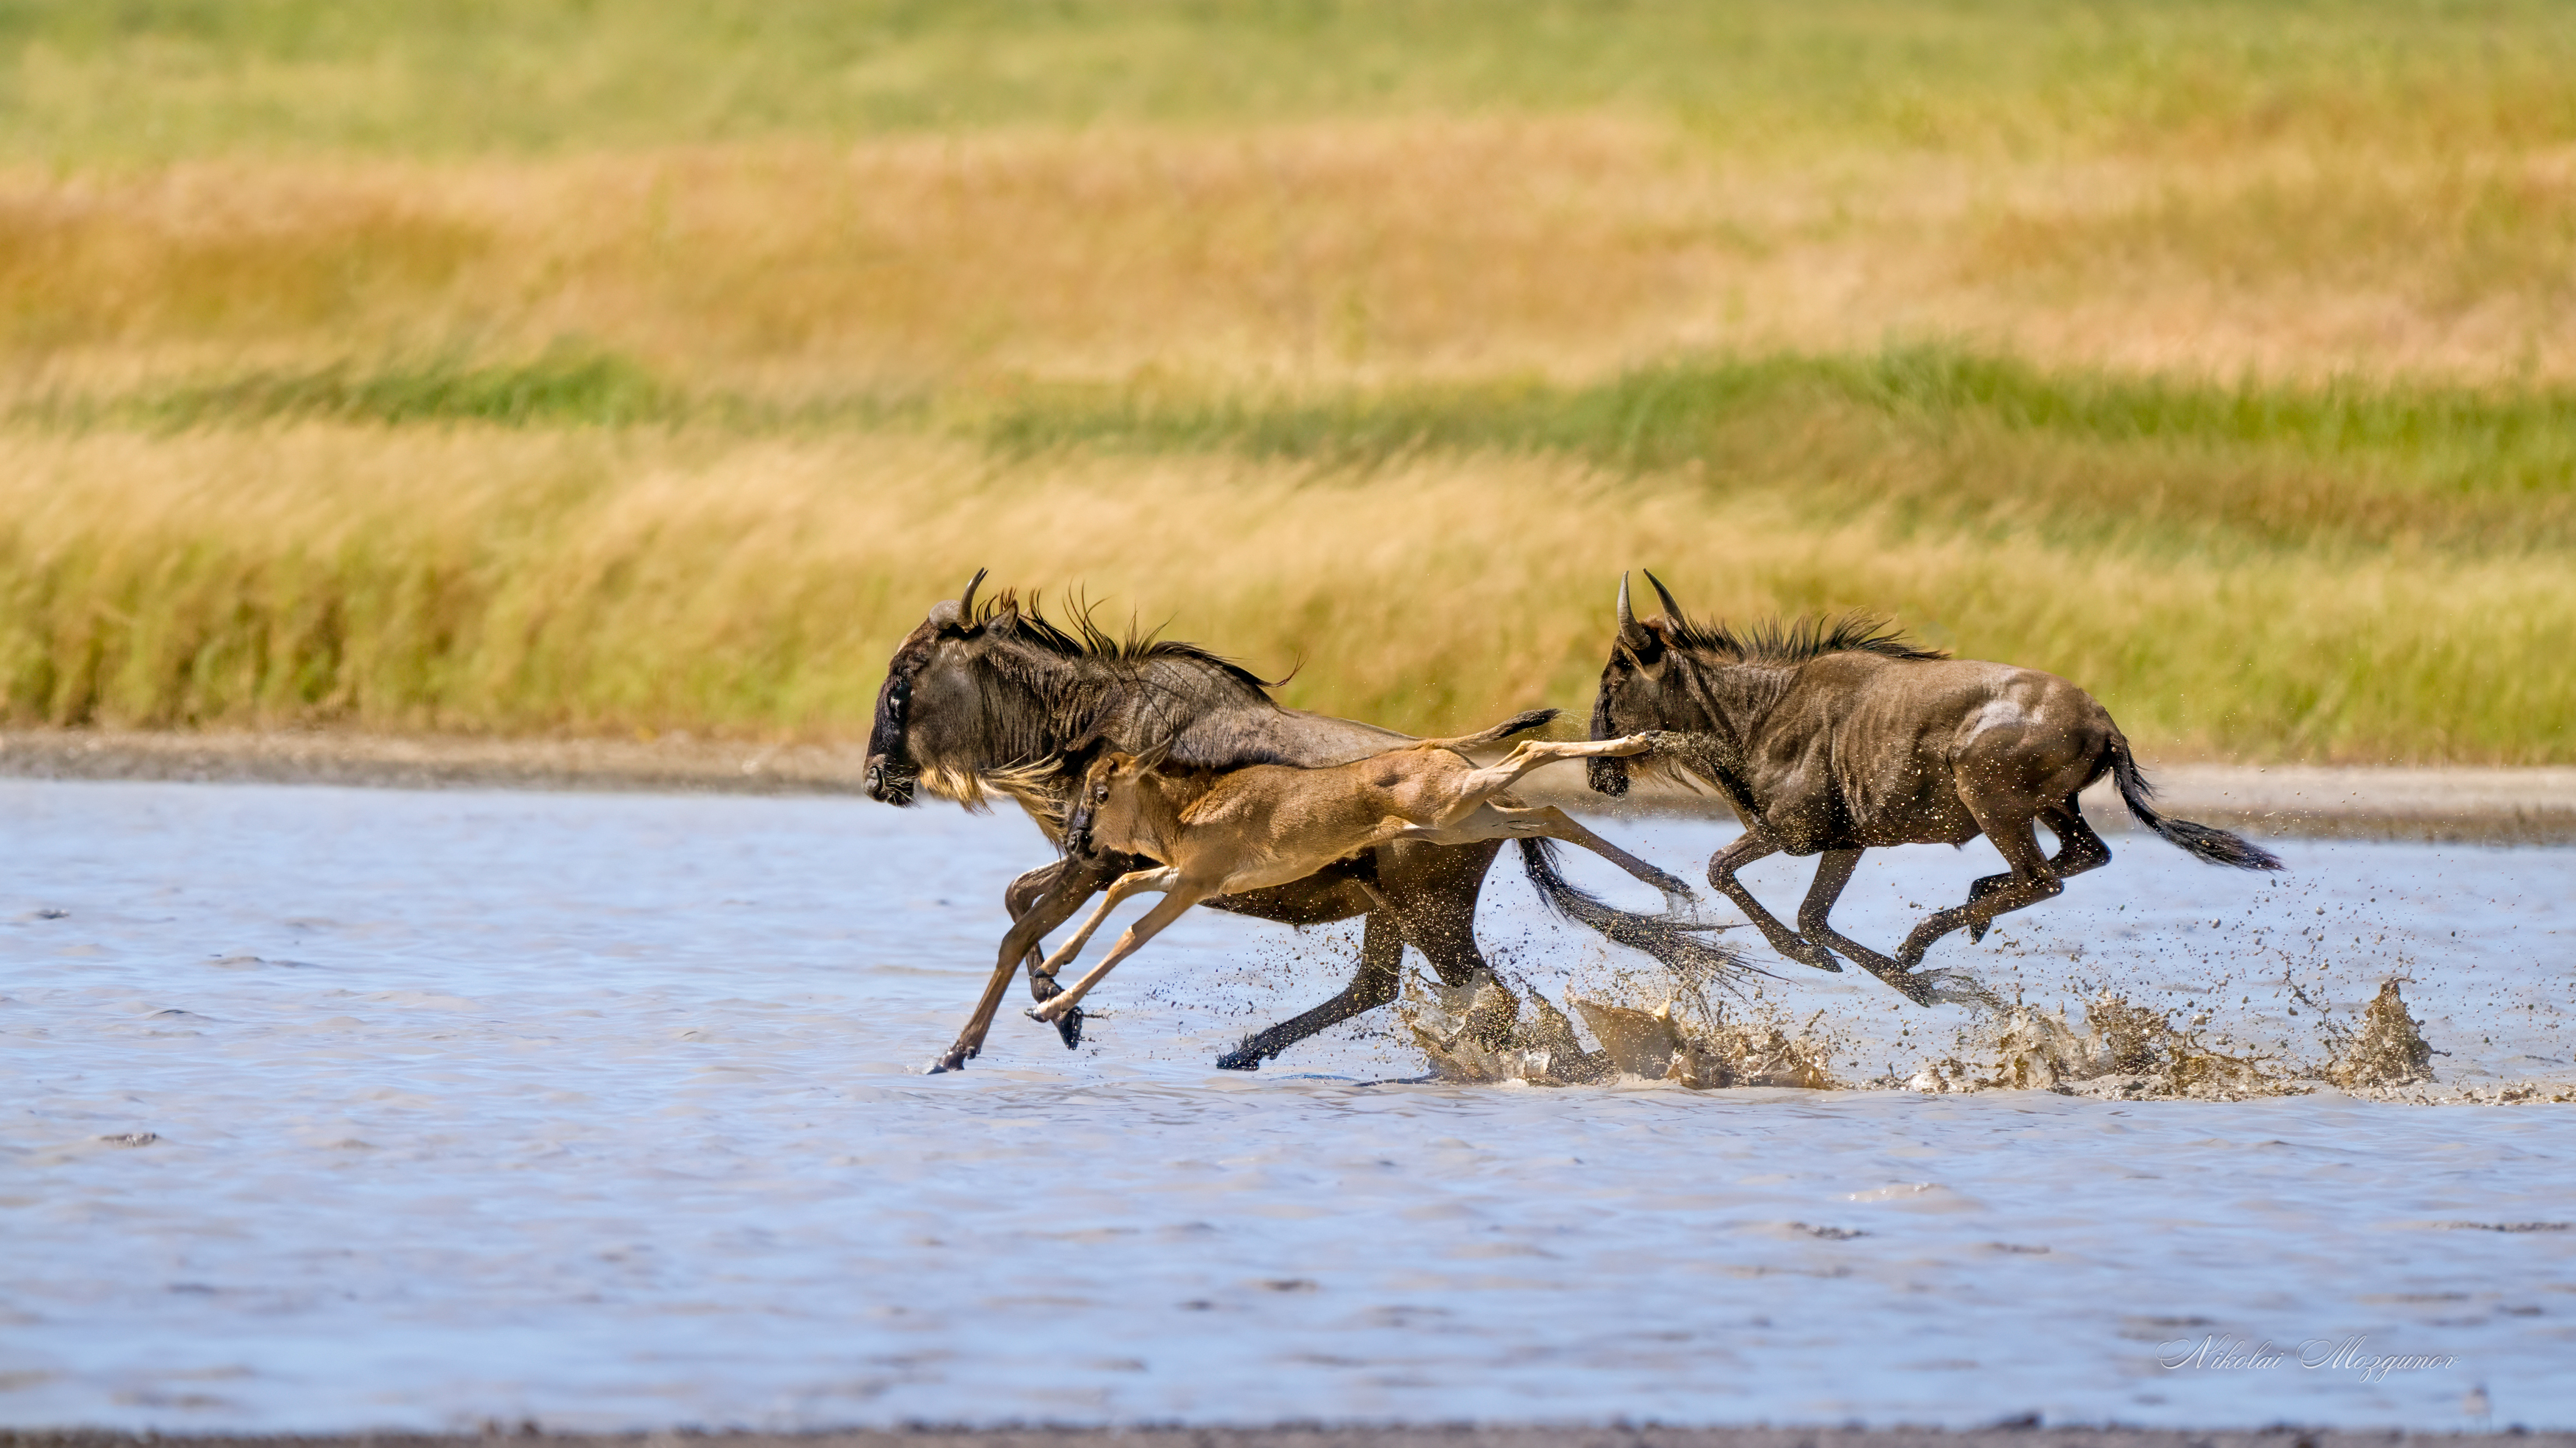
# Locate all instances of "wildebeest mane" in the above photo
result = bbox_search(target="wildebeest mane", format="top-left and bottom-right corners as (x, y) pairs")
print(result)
(1660, 610), (1947, 665)
(970, 588), (1286, 698)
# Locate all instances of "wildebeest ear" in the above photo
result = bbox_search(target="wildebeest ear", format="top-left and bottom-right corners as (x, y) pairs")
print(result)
(1134, 739), (1175, 773)
(1617, 634), (1669, 681)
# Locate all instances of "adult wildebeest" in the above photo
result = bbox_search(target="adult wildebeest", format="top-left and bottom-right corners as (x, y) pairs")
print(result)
(1587, 572), (2284, 1007)
(1026, 721), (1699, 1028)
(864, 572), (1737, 1073)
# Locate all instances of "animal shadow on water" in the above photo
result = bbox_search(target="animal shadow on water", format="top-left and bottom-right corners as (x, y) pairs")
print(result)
(1588, 571), (2284, 1008)
(860, 572), (1743, 1075)
(1022, 714), (1755, 1034)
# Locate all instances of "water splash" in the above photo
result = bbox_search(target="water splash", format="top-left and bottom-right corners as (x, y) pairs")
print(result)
(1395, 971), (1837, 1089)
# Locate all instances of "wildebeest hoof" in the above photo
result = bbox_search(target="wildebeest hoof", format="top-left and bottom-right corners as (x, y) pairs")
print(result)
(1213, 1044), (1264, 1071)
(1052, 1005), (1085, 1049)
(1968, 920), (1990, 945)
(925, 1049), (969, 1074)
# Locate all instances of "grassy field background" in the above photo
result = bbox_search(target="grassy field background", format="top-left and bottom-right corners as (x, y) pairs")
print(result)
(4, 0), (2572, 762)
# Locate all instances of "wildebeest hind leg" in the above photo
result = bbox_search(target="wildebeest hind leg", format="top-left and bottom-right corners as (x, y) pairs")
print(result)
(1896, 817), (2061, 980)
(1479, 803), (1698, 912)
(1969, 800), (2111, 943)
(1379, 843), (1519, 1050)
(1794, 849), (1903, 983)
(1216, 908), (1406, 1071)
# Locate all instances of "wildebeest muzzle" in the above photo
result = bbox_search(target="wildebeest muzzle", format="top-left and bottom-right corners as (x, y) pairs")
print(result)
(863, 756), (917, 806)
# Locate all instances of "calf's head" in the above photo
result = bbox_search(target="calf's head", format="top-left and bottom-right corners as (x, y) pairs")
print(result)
(1063, 745), (1170, 859)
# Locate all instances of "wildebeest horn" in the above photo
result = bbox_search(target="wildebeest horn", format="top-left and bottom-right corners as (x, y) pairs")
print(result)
(1643, 569), (1685, 624)
(958, 567), (988, 622)
(1616, 574), (1652, 647)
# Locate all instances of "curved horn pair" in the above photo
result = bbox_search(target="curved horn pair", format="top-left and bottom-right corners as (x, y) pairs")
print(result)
(1617, 569), (1686, 640)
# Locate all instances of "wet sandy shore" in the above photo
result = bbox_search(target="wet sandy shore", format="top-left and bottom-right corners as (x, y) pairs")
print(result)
(2, 728), (2570, 841)
(6, 1430), (2574, 1448)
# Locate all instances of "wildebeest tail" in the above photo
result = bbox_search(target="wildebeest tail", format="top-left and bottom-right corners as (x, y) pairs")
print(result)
(2106, 735), (2285, 871)
(1417, 708), (1561, 753)
(1515, 838), (1763, 986)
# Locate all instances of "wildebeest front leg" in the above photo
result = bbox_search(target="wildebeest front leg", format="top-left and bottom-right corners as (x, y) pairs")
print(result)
(927, 851), (1120, 1073)
(1214, 909), (1406, 1071)
(1001, 861), (1089, 1046)
(1706, 832), (1844, 974)
(1793, 848), (1905, 982)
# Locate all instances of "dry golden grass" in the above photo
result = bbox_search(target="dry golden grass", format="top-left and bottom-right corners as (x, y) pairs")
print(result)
(1, 423), (2564, 763)
(7, 120), (2575, 395)
(6, 7), (2570, 764)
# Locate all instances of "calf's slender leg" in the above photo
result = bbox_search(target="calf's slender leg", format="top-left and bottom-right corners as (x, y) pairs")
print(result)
(1033, 879), (1212, 1022)
(1035, 866), (1183, 984)
(1451, 734), (1655, 799)
(1706, 832), (1844, 974)
(1000, 859), (1090, 1048)
(928, 851), (1121, 1073)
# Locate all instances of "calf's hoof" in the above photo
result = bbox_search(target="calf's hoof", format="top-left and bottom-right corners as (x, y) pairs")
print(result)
(1052, 1005), (1086, 1050)
(1968, 920), (1990, 945)
(925, 1048), (971, 1074)
(1213, 1044), (1265, 1071)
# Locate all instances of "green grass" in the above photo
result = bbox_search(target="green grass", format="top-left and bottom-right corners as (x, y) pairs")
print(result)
(6, 0), (2575, 160)
(40, 345), (2576, 558)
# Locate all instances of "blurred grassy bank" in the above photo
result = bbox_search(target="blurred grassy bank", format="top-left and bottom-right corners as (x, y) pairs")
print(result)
(1, 1), (2571, 762)
(4, 351), (2570, 762)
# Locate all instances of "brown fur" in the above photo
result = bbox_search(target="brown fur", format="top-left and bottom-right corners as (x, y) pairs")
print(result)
(1589, 572), (2283, 1007)
(1029, 724), (1702, 1027)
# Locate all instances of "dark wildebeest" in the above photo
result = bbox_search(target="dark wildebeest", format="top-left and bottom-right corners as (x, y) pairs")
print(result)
(1587, 572), (2284, 1007)
(863, 573), (1738, 1073)
(1025, 721), (1697, 1029)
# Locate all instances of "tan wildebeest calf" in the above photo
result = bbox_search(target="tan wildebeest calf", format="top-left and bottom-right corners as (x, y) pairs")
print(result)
(1025, 716), (1701, 1029)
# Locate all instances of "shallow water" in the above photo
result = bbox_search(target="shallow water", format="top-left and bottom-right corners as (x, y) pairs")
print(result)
(2, 779), (2572, 1433)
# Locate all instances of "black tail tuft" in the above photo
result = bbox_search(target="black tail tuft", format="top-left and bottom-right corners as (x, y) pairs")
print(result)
(1487, 708), (1560, 742)
(1425, 707), (1563, 753)
(1517, 838), (1764, 987)
(2108, 737), (2285, 871)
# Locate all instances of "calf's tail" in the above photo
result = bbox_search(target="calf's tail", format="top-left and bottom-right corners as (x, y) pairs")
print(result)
(1517, 838), (1763, 987)
(2105, 734), (2285, 871)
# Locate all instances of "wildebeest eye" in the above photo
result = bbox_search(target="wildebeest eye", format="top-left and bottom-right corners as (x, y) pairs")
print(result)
(887, 677), (910, 714)
(1094, 783), (1109, 801)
